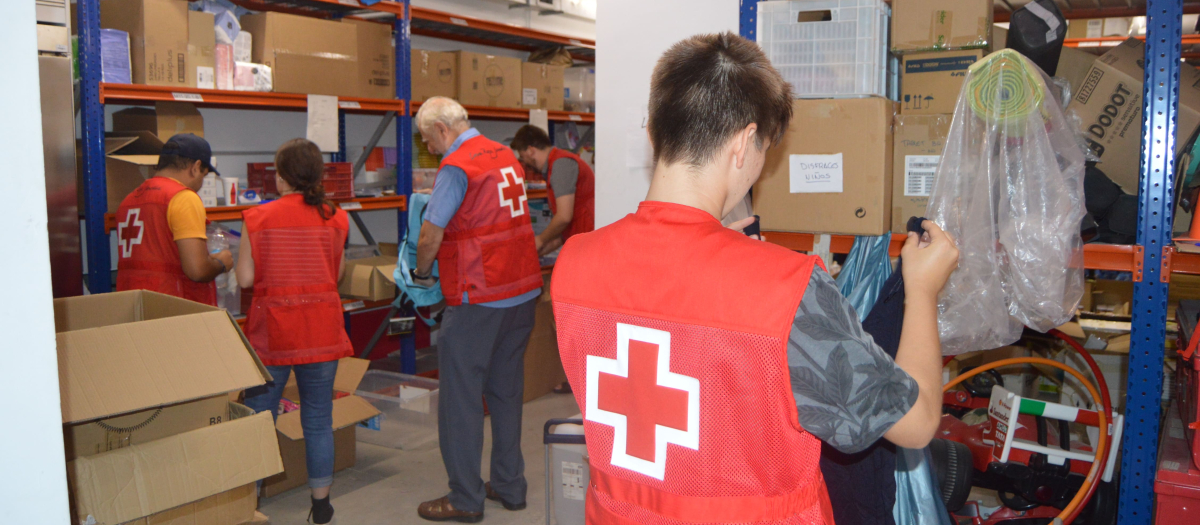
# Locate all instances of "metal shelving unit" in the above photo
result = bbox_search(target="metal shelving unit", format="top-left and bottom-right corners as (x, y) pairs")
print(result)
(78, 0), (591, 374)
(740, 1), (1183, 521)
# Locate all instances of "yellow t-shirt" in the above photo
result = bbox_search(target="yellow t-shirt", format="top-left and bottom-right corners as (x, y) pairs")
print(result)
(166, 190), (207, 241)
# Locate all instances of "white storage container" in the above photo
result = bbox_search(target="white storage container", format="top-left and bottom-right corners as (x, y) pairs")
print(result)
(563, 67), (595, 112)
(545, 417), (588, 525)
(355, 371), (439, 450)
(757, 0), (890, 98)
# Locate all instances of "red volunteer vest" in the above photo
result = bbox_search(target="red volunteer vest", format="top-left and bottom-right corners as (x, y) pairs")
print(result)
(115, 177), (217, 306)
(552, 202), (835, 525)
(242, 194), (353, 366)
(546, 148), (595, 241)
(438, 135), (542, 306)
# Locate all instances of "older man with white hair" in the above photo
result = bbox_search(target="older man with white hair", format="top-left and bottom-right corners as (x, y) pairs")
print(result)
(411, 97), (542, 523)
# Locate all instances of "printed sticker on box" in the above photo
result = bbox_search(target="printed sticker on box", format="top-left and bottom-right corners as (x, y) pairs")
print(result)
(562, 461), (586, 501)
(904, 155), (939, 197)
(789, 153), (843, 194)
(523, 88), (538, 106)
(196, 67), (215, 90)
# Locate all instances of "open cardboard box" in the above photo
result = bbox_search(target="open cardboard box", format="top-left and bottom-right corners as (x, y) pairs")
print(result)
(55, 290), (283, 525)
(525, 272), (567, 402)
(260, 357), (380, 498)
(112, 101), (205, 144)
(339, 255), (398, 302)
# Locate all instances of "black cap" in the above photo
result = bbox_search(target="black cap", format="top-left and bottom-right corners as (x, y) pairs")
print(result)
(161, 133), (219, 176)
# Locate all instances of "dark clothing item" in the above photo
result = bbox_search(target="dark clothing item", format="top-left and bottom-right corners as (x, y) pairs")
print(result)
(1084, 164), (1138, 244)
(437, 301), (537, 513)
(819, 260), (908, 525)
(788, 268), (918, 454)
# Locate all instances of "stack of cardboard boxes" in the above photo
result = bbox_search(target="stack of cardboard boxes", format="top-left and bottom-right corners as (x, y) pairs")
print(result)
(410, 49), (568, 111)
(890, 0), (991, 232)
(102, 0), (395, 98)
(754, 0), (990, 236)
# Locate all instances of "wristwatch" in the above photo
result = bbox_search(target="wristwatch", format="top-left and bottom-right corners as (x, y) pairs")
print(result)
(411, 268), (433, 281)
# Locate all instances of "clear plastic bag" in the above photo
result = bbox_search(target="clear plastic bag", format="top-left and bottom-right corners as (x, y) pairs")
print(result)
(206, 223), (241, 314)
(927, 49), (1086, 354)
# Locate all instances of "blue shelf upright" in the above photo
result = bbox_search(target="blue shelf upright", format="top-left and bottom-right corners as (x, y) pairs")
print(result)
(1121, 1), (1183, 523)
(79, 0), (111, 294)
(396, 1), (416, 375)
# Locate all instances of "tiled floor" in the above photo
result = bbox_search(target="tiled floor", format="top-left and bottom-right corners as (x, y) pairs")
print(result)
(258, 392), (581, 524)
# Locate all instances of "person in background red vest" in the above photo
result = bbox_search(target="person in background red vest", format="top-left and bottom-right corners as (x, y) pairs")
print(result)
(115, 133), (232, 304)
(237, 139), (353, 525)
(510, 124), (596, 395)
(552, 33), (960, 524)
(510, 124), (595, 256)
(412, 97), (543, 523)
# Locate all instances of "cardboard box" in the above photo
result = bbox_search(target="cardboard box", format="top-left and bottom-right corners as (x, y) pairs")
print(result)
(1074, 38), (1200, 194)
(63, 395), (231, 461)
(240, 12), (359, 97)
(412, 50), (458, 102)
(260, 358), (380, 498)
(187, 11), (215, 89)
(95, 132), (167, 211)
(55, 290), (281, 525)
(345, 19), (394, 99)
(1057, 46), (1098, 105)
(112, 101), (204, 143)
(524, 274), (567, 402)
(891, 0), (992, 54)
(340, 255), (398, 301)
(899, 49), (982, 114)
(754, 97), (898, 236)
(456, 51), (522, 108)
(101, 0), (189, 87)
(892, 114), (952, 232)
(126, 483), (256, 525)
(522, 62), (566, 111)
(1067, 18), (1131, 40)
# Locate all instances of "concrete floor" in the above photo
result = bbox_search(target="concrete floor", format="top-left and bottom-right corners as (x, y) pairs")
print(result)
(258, 392), (581, 524)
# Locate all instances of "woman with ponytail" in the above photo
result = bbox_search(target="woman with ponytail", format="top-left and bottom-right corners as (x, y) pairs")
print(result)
(237, 138), (351, 524)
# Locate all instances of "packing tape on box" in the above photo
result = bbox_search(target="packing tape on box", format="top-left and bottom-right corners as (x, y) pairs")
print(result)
(930, 10), (953, 49)
(274, 49), (357, 61)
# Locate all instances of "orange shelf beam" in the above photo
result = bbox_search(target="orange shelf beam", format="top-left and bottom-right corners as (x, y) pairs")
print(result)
(527, 188), (548, 200)
(410, 101), (593, 123)
(105, 195), (406, 232)
(1065, 34), (1200, 48)
(762, 231), (1200, 276)
(99, 84), (407, 114)
(410, 6), (595, 50)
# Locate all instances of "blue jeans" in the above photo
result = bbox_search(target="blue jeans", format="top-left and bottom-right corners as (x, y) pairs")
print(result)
(244, 360), (339, 489)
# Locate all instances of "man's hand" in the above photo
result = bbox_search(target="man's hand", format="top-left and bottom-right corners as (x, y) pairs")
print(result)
(727, 216), (761, 240)
(213, 250), (234, 273)
(535, 236), (545, 254)
(900, 220), (959, 301)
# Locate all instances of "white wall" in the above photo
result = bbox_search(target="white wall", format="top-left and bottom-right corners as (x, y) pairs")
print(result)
(593, 0), (738, 227)
(0, 3), (71, 524)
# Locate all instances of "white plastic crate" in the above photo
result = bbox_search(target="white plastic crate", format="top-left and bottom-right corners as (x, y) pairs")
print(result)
(355, 371), (439, 450)
(757, 0), (890, 98)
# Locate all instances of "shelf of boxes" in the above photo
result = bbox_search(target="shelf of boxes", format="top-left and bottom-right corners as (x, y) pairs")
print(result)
(410, 6), (595, 62)
(102, 196), (407, 233)
(409, 101), (595, 123)
(761, 231), (1200, 276)
(99, 83), (407, 114)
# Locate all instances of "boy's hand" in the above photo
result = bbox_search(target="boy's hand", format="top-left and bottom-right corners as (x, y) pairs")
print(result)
(900, 220), (958, 301)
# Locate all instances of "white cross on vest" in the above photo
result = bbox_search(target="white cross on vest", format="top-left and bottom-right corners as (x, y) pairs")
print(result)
(586, 323), (700, 480)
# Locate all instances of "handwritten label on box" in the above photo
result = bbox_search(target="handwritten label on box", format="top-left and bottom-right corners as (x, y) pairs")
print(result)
(789, 154), (843, 193)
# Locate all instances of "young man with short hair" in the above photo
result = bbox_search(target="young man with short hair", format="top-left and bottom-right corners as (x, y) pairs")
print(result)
(552, 33), (959, 524)
(115, 133), (232, 305)
(510, 125), (595, 256)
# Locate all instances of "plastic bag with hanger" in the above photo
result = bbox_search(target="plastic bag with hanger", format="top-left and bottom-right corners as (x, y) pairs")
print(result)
(926, 49), (1086, 354)
(835, 235), (894, 321)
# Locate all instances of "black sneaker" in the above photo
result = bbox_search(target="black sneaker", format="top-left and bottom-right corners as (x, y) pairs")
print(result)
(309, 496), (334, 524)
(484, 482), (527, 511)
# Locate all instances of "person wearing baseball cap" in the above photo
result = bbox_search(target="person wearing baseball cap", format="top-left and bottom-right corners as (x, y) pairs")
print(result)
(114, 133), (233, 305)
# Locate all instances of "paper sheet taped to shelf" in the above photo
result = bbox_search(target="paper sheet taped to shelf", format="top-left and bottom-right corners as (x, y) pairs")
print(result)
(789, 154), (843, 193)
(307, 94), (339, 152)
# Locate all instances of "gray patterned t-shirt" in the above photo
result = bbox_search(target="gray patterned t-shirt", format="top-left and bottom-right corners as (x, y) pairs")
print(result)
(788, 268), (919, 454)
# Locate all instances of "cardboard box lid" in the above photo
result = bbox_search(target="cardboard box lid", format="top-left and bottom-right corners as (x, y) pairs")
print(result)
(112, 102), (204, 143)
(68, 408), (283, 525)
(55, 290), (270, 424)
(107, 130), (165, 155)
(276, 395), (380, 440)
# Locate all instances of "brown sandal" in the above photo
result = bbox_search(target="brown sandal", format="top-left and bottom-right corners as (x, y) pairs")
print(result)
(485, 482), (527, 511)
(417, 496), (482, 523)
